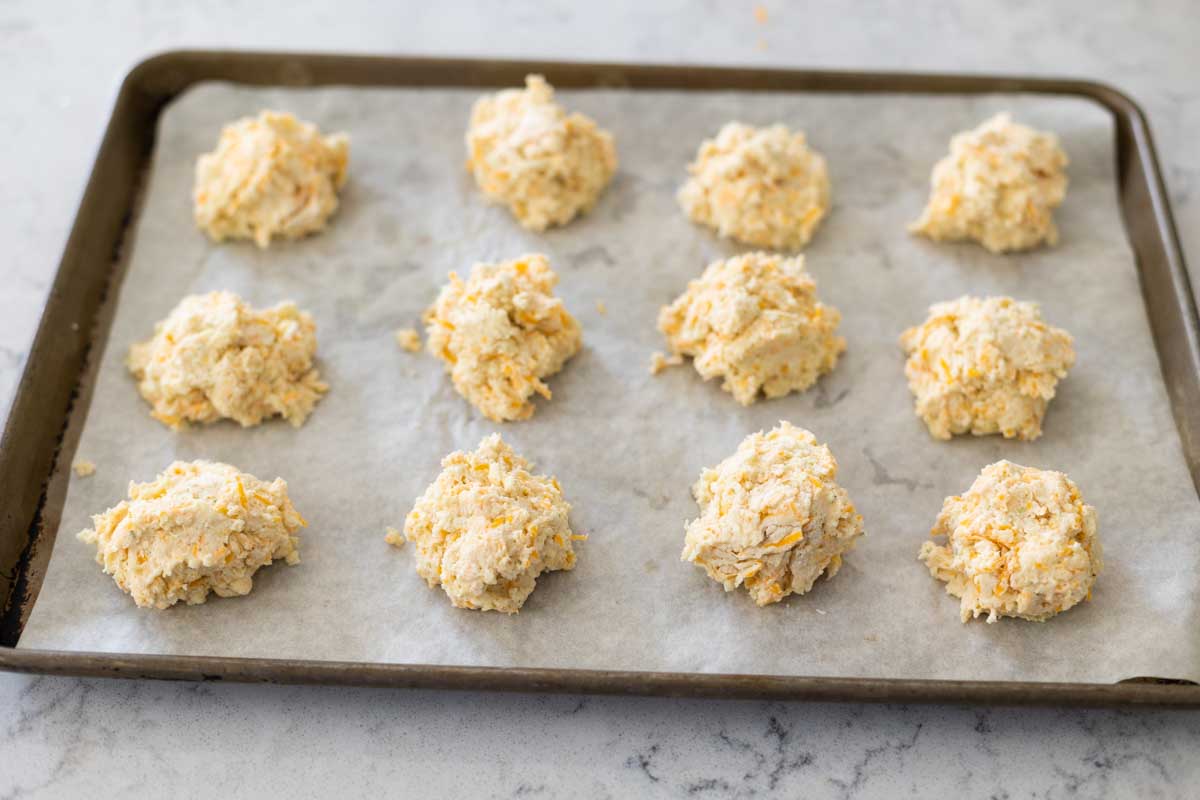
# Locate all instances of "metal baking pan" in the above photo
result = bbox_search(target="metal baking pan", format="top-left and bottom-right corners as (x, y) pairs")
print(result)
(2, 51), (1198, 707)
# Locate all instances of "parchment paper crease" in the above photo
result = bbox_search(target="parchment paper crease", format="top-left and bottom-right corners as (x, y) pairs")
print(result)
(19, 83), (1200, 684)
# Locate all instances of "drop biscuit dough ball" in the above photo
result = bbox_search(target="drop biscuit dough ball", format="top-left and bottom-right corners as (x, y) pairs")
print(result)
(909, 113), (1068, 253)
(194, 110), (349, 248)
(128, 291), (327, 429)
(425, 254), (581, 422)
(77, 460), (305, 609)
(398, 434), (581, 614)
(899, 296), (1074, 441)
(682, 422), (864, 606)
(920, 460), (1100, 623)
(466, 75), (617, 231)
(678, 122), (830, 250)
(658, 252), (844, 405)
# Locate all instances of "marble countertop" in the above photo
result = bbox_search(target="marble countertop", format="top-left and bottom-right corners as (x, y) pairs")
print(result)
(3, 1), (1199, 796)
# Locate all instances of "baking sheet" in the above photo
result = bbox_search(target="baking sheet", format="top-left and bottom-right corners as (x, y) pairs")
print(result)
(17, 82), (1200, 684)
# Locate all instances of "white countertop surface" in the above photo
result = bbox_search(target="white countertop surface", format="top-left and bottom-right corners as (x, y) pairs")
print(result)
(3, 1), (1199, 796)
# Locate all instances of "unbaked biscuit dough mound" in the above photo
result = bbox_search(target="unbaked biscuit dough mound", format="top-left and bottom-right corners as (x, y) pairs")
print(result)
(425, 254), (582, 422)
(398, 434), (580, 614)
(77, 460), (305, 609)
(194, 110), (349, 248)
(682, 422), (864, 606)
(658, 252), (844, 405)
(900, 296), (1074, 441)
(128, 291), (327, 429)
(678, 122), (830, 250)
(920, 460), (1100, 623)
(910, 113), (1068, 253)
(466, 75), (617, 231)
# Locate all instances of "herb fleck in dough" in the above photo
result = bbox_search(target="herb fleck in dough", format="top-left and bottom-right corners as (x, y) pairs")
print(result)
(910, 113), (1068, 253)
(77, 460), (305, 609)
(678, 122), (830, 250)
(658, 252), (844, 405)
(425, 254), (581, 422)
(194, 110), (349, 248)
(920, 460), (1100, 623)
(466, 75), (617, 231)
(398, 434), (581, 614)
(128, 291), (327, 430)
(682, 422), (864, 606)
(900, 296), (1074, 441)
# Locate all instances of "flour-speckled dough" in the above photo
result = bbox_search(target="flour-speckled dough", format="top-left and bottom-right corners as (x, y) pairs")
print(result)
(682, 422), (864, 606)
(909, 113), (1068, 253)
(425, 254), (581, 422)
(678, 122), (830, 250)
(466, 75), (617, 231)
(397, 434), (581, 614)
(900, 296), (1074, 441)
(194, 110), (349, 248)
(658, 252), (844, 405)
(128, 291), (327, 429)
(394, 328), (421, 353)
(920, 460), (1100, 623)
(77, 460), (305, 609)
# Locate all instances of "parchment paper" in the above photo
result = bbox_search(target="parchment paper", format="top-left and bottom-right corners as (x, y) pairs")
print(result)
(18, 82), (1200, 684)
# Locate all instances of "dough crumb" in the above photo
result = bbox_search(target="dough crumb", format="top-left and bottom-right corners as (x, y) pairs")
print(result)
(679, 122), (829, 250)
(682, 422), (864, 606)
(649, 351), (683, 375)
(128, 291), (327, 429)
(466, 75), (617, 231)
(658, 252), (844, 403)
(920, 460), (1100, 623)
(194, 110), (349, 248)
(595, 300), (607, 315)
(910, 113), (1068, 253)
(394, 327), (421, 353)
(72, 459), (96, 478)
(900, 296), (1074, 441)
(384, 526), (404, 547)
(425, 254), (581, 422)
(77, 460), (304, 609)
(401, 434), (579, 613)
